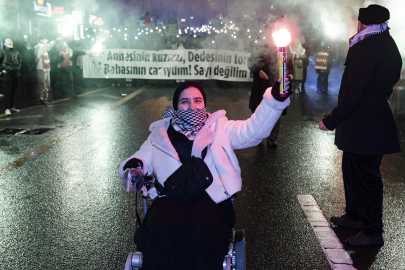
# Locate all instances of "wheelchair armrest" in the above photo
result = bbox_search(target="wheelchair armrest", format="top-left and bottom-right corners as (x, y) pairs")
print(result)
(144, 176), (155, 185)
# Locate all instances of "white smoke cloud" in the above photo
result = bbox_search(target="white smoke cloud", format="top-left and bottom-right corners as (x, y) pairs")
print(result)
(379, 0), (405, 59)
(69, 0), (101, 14)
(0, 0), (17, 36)
(226, 0), (405, 58)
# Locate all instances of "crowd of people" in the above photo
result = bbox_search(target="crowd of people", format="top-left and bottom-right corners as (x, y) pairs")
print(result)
(1, 11), (347, 117)
(0, 34), (90, 115)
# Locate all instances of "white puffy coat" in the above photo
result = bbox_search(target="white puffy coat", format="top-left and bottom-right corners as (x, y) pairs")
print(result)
(119, 89), (290, 203)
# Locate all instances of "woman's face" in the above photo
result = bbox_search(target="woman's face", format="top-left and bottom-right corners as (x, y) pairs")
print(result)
(177, 87), (205, 110)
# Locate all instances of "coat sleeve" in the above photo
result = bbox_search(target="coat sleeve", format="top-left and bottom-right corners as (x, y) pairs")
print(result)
(223, 88), (290, 149)
(35, 41), (56, 61)
(17, 53), (22, 72)
(0, 51), (4, 67)
(327, 49), (333, 70)
(118, 133), (154, 179)
(322, 43), (379, 130)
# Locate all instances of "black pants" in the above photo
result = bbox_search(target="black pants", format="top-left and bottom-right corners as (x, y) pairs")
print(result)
(57, 66), (74, 98)
(342, 152), (384, 236)
(292, 80), (304, 92)
(3, 74), (19, 110)
(317, 72), (329, 91)
(135, 192), (235, 270)
(72, 66), (84, 95)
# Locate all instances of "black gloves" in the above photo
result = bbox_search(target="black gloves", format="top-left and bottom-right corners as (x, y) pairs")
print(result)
(271, 76), (293, 102)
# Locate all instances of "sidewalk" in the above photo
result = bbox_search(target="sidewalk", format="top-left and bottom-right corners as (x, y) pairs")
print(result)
(0, 77), (110, 112)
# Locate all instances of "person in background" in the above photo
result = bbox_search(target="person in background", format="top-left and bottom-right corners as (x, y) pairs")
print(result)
(315, 41), (332, 92)
(235, 38), (245, 52)
(188, 36), (202, 50)
(34, 36), (59, 104)
(249, 36), (293, 147)
(180, 35), (191, 49)
(319, 4), (402, 247)
(152, 40), (162, 51)
(0, 39), (21, 116)
(201, 36), (216, 50)
(49, 36), (86, 98)
(71, 40), (87, 95)
(0, 44), (2, 98)
(165, 39), (173, 50)
(170, 37), (179, 50)
(176, 41), (186, 83)
(19, 35), (37, 96)
(301, 41), (310, 93)
(289, 39), (307, 94)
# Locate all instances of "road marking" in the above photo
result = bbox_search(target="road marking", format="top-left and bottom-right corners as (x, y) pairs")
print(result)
(94, 93), (122, 100)
(0, 87), (110, 118)
(0, 115), (44, 121)
(107, 86), (147, 111)
(0, 86), (148, 176)
(297, 195), (357, 270)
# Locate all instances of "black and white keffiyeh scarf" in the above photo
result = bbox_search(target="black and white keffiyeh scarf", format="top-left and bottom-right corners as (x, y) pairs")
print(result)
(163, 108), (207, 140)
(349, 21), (389, 47)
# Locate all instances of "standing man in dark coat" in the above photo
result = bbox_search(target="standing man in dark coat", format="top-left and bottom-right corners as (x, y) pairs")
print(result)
(315, 41), (332, 92)
(249, 41), (279, 146)
(19, 36), (37, 96)
(49, 37), (86, 99)
(0, 39), (22, 116)
(319, 4), (402, 246)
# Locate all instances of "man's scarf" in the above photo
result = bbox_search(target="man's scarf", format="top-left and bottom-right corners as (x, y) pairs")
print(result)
(289, 43), (305, 56)
(349, 21), (389, 47)
(163, 108), (207, 140)
(56, 41), (68, 51)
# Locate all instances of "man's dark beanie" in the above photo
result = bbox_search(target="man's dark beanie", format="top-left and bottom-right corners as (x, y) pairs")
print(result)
(358, 4), (390, 25)
(172, 81), (207, 110)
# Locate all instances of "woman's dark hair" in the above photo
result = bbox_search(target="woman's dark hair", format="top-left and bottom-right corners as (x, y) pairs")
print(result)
(172, 81), (207, 110)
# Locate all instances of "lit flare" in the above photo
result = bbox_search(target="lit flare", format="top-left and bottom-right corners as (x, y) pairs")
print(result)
(272, 28), (291, 48)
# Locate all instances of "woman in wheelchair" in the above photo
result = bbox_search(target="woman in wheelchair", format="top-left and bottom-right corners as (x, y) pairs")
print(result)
(119, 80), (291, 270)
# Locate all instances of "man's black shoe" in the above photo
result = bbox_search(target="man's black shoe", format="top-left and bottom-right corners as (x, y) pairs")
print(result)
(330, 214), (363, 230)
(267, 138), (277, 147)
(39, 99), (47, 105)
(346, 231), (384, 247)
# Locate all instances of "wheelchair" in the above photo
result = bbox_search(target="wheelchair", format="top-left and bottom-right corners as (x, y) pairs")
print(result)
(124, 176), (246, 270)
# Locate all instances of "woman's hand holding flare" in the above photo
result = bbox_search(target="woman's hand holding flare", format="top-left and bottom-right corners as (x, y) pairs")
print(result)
(271, 76), (293, 102)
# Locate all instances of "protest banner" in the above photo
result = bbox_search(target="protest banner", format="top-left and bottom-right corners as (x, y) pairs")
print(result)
(83, 49), (252, 81)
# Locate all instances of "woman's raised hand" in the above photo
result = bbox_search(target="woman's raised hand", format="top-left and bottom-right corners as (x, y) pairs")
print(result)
(271, 76), (293, 102)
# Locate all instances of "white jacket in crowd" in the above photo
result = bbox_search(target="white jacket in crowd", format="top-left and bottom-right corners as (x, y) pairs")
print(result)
(34, 41), (56, 70)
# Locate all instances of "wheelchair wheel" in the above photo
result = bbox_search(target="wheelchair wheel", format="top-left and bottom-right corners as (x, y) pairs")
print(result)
(124, 251), (143, 270)
(235, 237), (246, 270)
(233, 229), (246, 270)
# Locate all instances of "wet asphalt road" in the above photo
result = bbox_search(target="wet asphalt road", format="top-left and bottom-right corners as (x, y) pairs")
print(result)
(0, 62), (404, 270)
